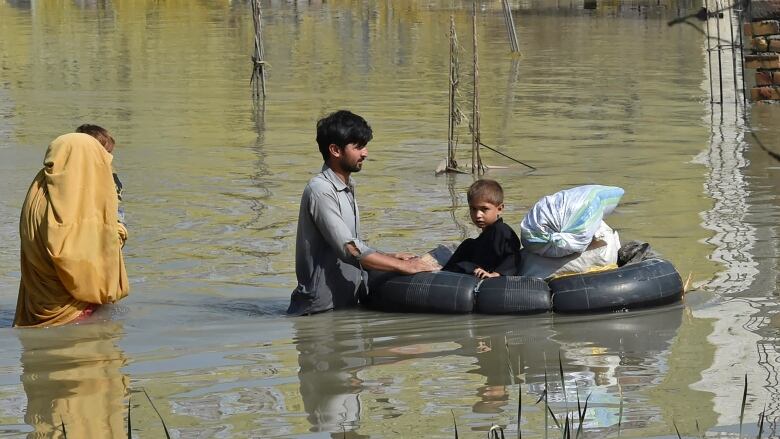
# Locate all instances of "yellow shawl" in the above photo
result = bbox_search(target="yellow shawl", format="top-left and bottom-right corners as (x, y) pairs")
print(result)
(14, 133), (129, 328)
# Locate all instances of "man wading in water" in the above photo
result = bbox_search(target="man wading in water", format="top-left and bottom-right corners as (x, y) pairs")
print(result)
(288, 110), (437, 316)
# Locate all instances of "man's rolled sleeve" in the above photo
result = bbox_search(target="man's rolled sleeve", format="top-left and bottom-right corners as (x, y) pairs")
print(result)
(308, 190), (374, 262)
(351, 239), (376, 261)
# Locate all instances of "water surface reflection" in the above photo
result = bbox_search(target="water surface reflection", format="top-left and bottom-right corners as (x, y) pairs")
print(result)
(18, 322), (128, 438)
(291, 307), (685, 436)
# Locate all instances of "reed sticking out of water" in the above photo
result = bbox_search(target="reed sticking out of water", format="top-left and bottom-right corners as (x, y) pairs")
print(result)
(739, 373), (747, 438)
(683, 272), (694, 295)
(127, 395), (132, 438)
(143, 388), (172, 439)
(489, 424), (506, 438)
(558, 353), (569, 423)
(446, 368), (772, 438)
(451, 409), (459, 439)
(576, 392), (591, 438)
(617, 383), (623, 436)
(501, 0), (520, 53)
(517, 385), (522, 439)
(471, 1), (484, 175)
(250, 0), (267, 101)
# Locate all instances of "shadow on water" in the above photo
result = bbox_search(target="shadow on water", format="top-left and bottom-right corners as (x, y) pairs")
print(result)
(291, 304), (683, 435)
(208, 297), (290, 317)
(17, 322), (128, 437)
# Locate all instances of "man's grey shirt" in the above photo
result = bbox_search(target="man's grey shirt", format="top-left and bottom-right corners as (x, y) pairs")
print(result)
(288, 165), (375, 315)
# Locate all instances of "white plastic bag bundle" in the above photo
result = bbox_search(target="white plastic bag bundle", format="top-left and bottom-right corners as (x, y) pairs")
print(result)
(519, 221), (621, 279)
(521, 185), (624, 257)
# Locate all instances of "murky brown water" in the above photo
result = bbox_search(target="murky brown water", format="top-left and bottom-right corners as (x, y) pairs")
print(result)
(0, 1), (779, 437)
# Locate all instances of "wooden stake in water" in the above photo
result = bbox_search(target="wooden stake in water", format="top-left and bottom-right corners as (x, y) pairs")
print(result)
(736, 0), (748, 109)
(502, 0), (520, 53)
(727, 2), (739, 106)
(250, 0), (267, 100)
(704, 0), (715, 103)
(471, 1), (484, 175)
(447, 16), (460, 171)
(715, 0), (724, 106)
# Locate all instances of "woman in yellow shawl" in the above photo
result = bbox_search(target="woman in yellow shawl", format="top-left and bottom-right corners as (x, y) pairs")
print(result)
(14, 133), (129, 327)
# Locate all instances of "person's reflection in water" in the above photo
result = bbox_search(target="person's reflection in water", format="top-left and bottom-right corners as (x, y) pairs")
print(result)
(465, 324), (561, 421)
(293, 312), (369, 438)
(471, 338), (510, 414)
(18, 321), (128, 438)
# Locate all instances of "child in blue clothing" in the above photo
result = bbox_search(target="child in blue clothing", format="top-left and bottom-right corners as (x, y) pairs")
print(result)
(443, 179), (521, 279)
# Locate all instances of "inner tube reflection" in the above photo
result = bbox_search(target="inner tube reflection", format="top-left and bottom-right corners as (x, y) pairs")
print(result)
(292, 306), (683, 435)
(548, 306), (684, 430)
(292, 312), (561, 434)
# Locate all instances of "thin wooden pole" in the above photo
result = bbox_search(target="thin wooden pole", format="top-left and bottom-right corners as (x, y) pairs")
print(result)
(502, 0), (520, 53)
(704, 0), (715, 103)
(715, 0), (724, 105)
(736, 0), (748, 109)
(472, 1), (483, 175)
(251, 0), (267, 100)
(448, 16), (458, 170)
(727, 2), (739, 105)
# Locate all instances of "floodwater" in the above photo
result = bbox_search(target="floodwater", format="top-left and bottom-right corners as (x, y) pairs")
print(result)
(0, 0), (778, 437)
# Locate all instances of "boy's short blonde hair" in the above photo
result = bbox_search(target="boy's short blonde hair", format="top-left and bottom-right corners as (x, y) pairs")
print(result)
(467, 179), (504, 206)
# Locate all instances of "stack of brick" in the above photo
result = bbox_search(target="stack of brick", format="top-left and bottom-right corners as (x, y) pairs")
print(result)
(745, 0), (780, 101)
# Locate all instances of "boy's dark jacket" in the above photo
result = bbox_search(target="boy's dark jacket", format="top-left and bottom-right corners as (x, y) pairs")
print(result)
(442, 218), (521, 275)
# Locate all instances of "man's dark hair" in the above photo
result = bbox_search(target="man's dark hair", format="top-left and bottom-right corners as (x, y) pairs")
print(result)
(316, 110), (373, 161)
(467, 179), (504, 206)
(76, 124), (115, 151)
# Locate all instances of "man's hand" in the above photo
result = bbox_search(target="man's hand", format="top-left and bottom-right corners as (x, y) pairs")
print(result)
(390, 252), (418, 261)
(473, 268), (500, 279)
(360, 251), (438, 274)
(399, 257), (439, 274)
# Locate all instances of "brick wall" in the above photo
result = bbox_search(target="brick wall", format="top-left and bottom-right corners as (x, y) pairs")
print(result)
(745, 1), (780, 101)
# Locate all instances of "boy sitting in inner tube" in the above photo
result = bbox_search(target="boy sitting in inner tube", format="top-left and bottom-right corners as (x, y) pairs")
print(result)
(442, 179), (522, 279)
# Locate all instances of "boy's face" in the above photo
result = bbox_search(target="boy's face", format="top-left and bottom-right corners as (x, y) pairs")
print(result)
(469, 198), (503, 229)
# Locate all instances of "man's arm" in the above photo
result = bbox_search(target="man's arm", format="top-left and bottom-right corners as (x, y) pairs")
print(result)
(347, 245), (437, 274)
(308, 186), (436, 274)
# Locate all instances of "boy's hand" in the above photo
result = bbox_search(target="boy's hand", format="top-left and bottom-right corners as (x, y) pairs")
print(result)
(473, 268), (500, 279)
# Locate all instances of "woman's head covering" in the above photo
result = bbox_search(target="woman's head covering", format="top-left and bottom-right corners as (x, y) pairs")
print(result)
(14, 133), (129, 327)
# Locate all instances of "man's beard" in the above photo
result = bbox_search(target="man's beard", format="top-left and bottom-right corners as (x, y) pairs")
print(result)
(343, 158), (363, 173)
